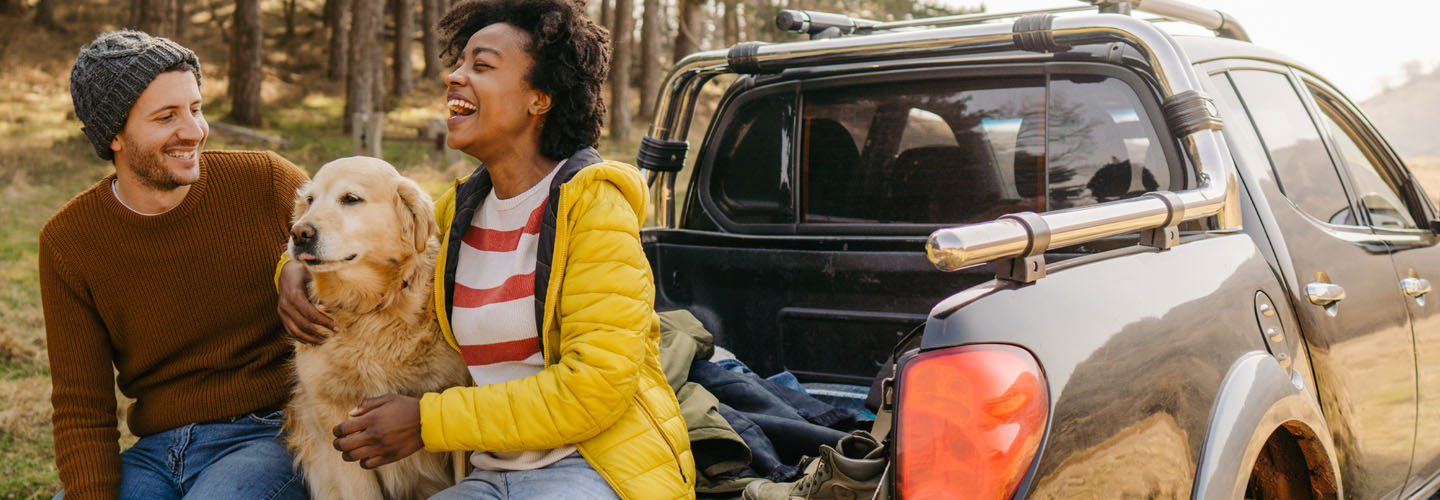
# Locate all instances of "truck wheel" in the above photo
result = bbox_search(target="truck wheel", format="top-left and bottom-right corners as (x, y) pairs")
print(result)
(1243, 429), (1318, 500)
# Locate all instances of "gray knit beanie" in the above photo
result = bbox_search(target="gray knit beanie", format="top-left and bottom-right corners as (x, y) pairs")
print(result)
(70, 30), (202, 161)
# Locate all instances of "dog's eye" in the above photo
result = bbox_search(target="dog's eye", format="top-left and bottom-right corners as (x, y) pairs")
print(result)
(341, 194), (364, 205)
(305, 195), (313, 204)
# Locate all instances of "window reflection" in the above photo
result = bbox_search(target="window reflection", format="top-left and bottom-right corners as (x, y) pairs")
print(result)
(797, 74), (1171, 225)
(802, 78), (1046, 224)
(1309, 88), (1417, 229)
(708, 94), (795, 224)
(1046, 77), (1167, 209)
(1228, 70), (1355, 226)
(700, 73), (1182, 229)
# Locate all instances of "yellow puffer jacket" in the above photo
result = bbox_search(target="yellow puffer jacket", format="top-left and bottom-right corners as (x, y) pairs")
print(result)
(420, 155), (695, 500)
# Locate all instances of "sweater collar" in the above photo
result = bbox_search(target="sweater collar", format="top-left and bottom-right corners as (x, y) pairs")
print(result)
(99, 153), (210, 229)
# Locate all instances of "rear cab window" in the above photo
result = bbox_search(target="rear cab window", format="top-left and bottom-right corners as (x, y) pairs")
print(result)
(802, 77), (1046, 224)
(703, 92), (797, 226)
(685, 63), (1188, 237)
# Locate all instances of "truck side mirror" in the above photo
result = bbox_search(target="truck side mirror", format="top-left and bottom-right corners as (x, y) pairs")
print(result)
(1428, 219), (1440, 233)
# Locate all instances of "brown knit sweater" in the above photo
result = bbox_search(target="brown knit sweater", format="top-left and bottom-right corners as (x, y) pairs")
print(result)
(39, 150), (308, 500)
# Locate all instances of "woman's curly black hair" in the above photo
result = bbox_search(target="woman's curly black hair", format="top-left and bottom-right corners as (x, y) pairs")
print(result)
(438, 0), (610, 161)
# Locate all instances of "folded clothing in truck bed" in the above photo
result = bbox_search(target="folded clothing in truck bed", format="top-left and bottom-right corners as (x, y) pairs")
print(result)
(658, 310), (870, 495)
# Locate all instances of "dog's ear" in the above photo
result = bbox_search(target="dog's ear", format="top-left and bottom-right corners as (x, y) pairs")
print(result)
(395, 177), (436, 254)
(291, 181), (312, 224)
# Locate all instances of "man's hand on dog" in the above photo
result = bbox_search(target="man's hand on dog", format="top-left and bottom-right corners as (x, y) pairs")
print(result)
(278, 260), (337, 345)
(333, 393), (425, 469)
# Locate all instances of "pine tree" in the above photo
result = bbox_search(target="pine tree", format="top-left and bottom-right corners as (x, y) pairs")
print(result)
(228, 0), (263, 126)
(327, 0), (353, 82)
(347, 0), (384, 132)
(393, 0), (415, 97)
(421, 0), (443, 79)
(610, 0), (633, 143)
(35, 0), (59, 32)
(672, 0), (704, 63)
(637, 0), (662, 119)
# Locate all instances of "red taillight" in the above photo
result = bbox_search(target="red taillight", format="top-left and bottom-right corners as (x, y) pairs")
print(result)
(896, 344), (1049, 500)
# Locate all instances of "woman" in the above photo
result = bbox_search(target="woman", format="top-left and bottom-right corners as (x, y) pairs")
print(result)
(277, 0), (695, 497)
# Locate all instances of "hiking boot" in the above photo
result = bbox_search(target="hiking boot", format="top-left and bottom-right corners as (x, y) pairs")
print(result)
(743, 431), (887, 500)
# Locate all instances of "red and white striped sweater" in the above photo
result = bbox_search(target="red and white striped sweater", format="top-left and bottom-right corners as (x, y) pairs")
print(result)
(451, 163), (576, 470)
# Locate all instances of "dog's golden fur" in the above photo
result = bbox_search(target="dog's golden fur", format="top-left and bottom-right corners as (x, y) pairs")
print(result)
(284, 156), (469, 500)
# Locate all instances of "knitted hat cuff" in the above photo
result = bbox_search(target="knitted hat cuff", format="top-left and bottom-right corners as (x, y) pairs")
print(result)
(70, 30), (202, 161)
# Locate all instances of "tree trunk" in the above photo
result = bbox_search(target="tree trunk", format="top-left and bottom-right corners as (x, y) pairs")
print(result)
(609, 0), (633, 143)
(327, 0), (352, 82)
(637, 0), (661, 120)
(598, 0), (611, 34)
(347, 0), (383, 132)
(722, 0), (738, 46)
(392, 0), (414, 97)
(672, 0), (704, 63)
(421, 0), (441, 79)
(229, 0), (263, 126)
(284, 0), (297, 41)
(158, 0), (176, 37)
(172, 1), (184, 43)
(35, 0), (59, 31)
(135, 0), (176, 38)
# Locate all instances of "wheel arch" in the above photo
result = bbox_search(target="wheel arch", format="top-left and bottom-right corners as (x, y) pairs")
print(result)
(1191, 351), (1339, 500)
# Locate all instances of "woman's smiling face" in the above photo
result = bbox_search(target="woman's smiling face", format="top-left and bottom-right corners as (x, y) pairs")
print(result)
(444, 23), (548, 161)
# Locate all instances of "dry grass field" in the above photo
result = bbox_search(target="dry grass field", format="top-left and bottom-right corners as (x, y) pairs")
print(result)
(1, 12), (115, 498)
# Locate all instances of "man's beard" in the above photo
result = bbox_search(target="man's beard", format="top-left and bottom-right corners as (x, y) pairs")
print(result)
(122, 135), (202, 191)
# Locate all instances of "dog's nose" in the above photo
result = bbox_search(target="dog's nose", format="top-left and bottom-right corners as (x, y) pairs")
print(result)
(291, 223), (317, 249)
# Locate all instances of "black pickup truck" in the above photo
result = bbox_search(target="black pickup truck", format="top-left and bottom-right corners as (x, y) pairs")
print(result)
(632, 1), (1440, 499)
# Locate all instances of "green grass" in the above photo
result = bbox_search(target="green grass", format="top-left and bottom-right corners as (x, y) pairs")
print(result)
(0, 134), (102, 499)
(0, 19), (112, 486)
(0, 433), (58, 500)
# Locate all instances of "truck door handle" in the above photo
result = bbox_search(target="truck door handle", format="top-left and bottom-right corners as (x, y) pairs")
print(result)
(1402, 277), (1432, 297)
(1306, 282), (1346, 306)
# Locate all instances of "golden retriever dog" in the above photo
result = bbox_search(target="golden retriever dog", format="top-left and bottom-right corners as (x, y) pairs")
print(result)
(285, 156), (469, 500)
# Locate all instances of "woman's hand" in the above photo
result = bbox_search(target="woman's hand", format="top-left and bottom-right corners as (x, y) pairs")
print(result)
(277, 260), (335, 345)
(332, 394), (425, 469)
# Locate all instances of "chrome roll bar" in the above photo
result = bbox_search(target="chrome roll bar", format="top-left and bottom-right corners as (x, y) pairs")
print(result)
(928, 14), (1239, 274)
(1123, 0), (1249, 42)
(868, 6), (1094, 32)
(773, 0), (1248, 42)
(641, 13), (1241, 276)
(644, 49), (728, 228)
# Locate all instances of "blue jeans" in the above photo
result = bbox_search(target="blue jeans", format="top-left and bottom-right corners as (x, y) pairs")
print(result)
(55, 409), (307, 500)
(429, 453), (620, 500)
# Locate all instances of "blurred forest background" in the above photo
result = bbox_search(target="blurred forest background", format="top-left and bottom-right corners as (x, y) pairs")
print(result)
(1, 0), (1437, 497)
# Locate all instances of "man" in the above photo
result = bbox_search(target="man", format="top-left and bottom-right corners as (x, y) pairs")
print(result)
(40, 31), (309, 500)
